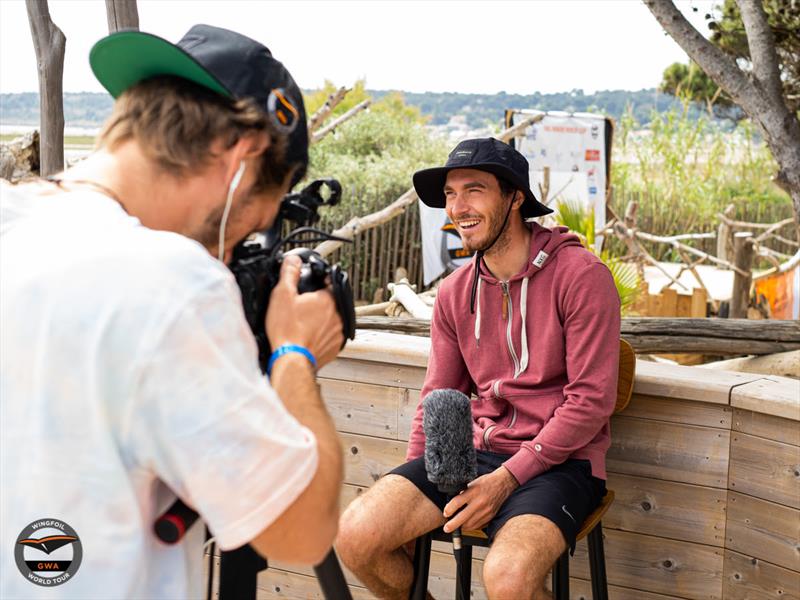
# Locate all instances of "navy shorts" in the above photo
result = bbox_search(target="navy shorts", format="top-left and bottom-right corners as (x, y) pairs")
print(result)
(389, 451), (606, 551)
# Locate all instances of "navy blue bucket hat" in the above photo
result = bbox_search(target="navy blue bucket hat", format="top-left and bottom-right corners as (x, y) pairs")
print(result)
(413, 137), (552, 218)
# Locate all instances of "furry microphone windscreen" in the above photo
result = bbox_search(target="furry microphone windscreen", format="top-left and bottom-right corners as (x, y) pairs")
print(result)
(423, 389), (477, 495)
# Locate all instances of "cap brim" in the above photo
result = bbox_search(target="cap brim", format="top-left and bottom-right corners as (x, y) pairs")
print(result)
(413, 162), (553, 218)
(90, 31), (231, 99)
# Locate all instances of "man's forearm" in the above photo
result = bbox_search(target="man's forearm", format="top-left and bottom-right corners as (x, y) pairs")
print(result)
(251, 353), (343, 563)
(271, 353), (343, 510)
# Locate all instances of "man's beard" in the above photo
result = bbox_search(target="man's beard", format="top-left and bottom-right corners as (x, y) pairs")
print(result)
(460, 201), (512, 256)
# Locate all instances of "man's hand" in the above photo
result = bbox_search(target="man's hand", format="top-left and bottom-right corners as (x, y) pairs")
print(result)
(266, 254), (345, 369)
(442, 466), (519, 533)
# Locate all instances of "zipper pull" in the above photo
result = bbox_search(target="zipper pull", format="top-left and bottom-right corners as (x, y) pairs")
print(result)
(501, 283), (509, 320)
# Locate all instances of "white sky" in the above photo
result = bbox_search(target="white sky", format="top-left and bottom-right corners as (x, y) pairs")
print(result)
(0, 0), (716, 95)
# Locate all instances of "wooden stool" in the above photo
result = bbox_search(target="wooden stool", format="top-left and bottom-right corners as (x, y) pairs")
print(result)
(409, 340), (635, 600)
(410, 490), (615, 600)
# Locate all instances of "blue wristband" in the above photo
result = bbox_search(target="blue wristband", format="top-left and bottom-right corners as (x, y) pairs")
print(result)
(267, 344), (317, 375)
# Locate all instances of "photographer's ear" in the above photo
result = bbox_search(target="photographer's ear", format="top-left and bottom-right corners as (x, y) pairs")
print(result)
(222, 131), (270, 186)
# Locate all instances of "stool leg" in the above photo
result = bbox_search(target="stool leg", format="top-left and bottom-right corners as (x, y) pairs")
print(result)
(409, 533), (432, 600)
(551, 550), (569, 600)
(587, 523), (609, 600)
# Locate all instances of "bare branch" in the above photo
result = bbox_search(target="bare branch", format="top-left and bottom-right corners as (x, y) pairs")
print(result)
(311, 99), (370, 145)
(307, 86), (348, 133)
(643, 0), (753, 107)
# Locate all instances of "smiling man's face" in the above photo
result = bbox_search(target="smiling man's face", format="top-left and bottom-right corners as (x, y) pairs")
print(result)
(444, 168), (514, 253)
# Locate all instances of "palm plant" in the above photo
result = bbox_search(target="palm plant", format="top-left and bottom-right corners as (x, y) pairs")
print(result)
(554, 199), (642, 314)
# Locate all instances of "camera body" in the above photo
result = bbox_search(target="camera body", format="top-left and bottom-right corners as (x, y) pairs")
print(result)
(229, 179), (356, 373)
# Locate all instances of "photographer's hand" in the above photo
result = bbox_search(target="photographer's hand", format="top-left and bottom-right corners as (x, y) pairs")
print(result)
(266, 254), (345, 369)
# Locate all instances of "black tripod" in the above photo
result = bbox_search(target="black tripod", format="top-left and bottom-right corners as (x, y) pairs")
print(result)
(156, 503), (352, 600)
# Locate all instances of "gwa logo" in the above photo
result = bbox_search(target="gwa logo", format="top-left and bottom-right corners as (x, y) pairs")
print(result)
(14, 518), (83, 587)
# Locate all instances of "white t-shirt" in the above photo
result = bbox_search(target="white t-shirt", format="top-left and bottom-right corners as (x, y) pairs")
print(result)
(0, 181), (318, 599)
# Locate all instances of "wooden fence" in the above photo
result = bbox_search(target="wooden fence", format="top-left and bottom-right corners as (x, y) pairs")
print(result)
(255, 331), (799, 600)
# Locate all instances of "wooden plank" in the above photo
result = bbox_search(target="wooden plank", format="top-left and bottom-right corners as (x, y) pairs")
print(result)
(340, 432), (407, 488)
(570, 528), (723, 599)
(608, 415), (731, 488)
(633, 360), (761, 404)
(398, 389), (420, 442)
(730, 377), (800, 422)
(661, 287), (679, 317)
(268, 549), (485, 599)
(691, 287), (708, 318)
(622, 393), (733, 429)
(729, 432), (800, 509)
(554, 577), (685, 600)
(726, 491), (800, 571)
(339, 330), (430, 368)
(676, 294), (692, 318)
(733, 408), (800, 446)
(319, 358), (426, 390)
(257, 569), (373, 599)
(320, 378), (402, 439)
(723, 549), (800, 600)
(604, 473), (727, 547)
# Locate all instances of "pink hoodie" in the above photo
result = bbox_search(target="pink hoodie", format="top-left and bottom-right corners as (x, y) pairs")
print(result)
(406, 223), (621, 484)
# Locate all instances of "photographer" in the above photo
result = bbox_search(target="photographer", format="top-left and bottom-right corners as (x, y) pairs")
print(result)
(0, 25), (343, 599)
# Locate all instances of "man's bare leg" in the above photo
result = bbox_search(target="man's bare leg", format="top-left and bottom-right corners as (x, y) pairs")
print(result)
(337, 474), (445, 600)
(481, 515), (566, 600)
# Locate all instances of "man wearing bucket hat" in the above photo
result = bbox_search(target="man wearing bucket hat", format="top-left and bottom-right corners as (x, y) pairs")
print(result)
(338, 138), (620, 599)
(1, 25), (344, 598)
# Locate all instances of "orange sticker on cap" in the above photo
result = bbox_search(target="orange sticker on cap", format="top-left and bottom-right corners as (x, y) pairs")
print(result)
(267, 88), (299, 133)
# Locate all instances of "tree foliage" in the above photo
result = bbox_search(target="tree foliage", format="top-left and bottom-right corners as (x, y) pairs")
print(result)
(305, 83), (447, 220)
(660, 0), (799, 118)
(710, 0), (799, 114)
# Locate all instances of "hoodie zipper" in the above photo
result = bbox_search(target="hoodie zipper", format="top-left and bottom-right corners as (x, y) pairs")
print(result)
(501, 281), (521, 376)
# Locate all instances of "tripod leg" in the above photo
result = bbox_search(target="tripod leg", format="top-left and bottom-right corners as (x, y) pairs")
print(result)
(313, 549), (353, 600)
(218, 545), (268, 600)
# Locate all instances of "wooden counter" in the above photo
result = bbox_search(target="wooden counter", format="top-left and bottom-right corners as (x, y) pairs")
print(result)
(261, 331), (799, 600)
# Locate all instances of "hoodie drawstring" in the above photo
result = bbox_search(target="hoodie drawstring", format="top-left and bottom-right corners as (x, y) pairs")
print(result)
(518, 276), (530, 376)
(474, 277), (482, 345)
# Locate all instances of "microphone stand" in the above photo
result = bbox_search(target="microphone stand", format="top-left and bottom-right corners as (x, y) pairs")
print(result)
(442, 488), (470, 600)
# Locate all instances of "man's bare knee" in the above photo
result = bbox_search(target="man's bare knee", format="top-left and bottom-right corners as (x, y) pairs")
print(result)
(337, 474), (444, 571)
(482, 515), (566, 600)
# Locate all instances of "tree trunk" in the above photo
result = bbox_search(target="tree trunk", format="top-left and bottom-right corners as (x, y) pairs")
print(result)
(25, 0), (65, 177)
(643, 0), (800, 229)
(105, 0), (139, 32)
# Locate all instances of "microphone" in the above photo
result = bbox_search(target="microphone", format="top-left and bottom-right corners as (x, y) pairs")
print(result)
(422, 389), (477, 600)
(423, 389), (477, 495)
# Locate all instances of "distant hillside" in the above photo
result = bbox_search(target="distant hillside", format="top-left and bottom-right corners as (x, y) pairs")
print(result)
(1, 88), (696, 129)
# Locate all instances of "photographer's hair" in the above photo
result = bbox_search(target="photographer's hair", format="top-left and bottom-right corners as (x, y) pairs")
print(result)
(97, 76), (295, 192)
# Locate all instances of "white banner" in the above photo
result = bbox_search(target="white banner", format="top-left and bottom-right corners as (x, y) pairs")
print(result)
(514, 111), (608, 241)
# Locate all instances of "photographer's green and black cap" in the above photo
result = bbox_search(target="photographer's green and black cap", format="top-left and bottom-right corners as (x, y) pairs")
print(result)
(89, 24), (308, 183)
(413, 137), (552, 219)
